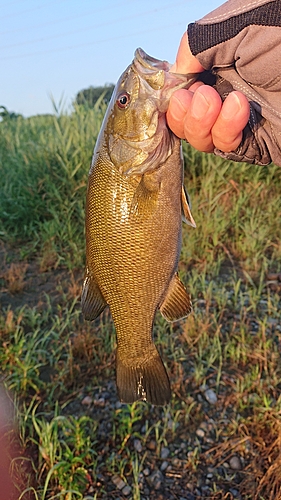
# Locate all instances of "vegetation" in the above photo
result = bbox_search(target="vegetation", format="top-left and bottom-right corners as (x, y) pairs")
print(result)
(74, 85), (115, 108)
(0, 105), (23, 122)
(0, 102), (280, 500)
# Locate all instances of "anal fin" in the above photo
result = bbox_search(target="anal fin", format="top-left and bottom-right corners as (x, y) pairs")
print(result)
(81, 270), (107, 320)
(160, 273), (192, 322)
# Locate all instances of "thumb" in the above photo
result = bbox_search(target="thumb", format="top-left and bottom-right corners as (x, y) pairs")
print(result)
(171, 32), (204, 74)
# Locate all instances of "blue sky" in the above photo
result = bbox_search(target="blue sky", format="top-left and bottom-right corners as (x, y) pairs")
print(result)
(1, 0), (222, 117)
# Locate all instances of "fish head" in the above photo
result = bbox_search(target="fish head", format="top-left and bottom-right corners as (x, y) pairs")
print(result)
(100, 48), (197, 175)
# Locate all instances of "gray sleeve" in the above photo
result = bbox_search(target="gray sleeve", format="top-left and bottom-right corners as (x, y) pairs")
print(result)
(187, 0), (281, 167)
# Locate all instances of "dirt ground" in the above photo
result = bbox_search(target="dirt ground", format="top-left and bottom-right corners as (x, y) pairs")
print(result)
(1, 241), (281, 500)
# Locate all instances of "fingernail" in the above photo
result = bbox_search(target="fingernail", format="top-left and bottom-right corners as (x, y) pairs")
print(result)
(221, 92), (241, 120)
(191, 90), (210, 119)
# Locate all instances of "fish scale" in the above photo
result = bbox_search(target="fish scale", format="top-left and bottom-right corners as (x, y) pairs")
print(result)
(82, 48), (196, 405)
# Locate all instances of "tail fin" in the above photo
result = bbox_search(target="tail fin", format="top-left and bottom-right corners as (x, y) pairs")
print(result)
(116, 347), (171, 406)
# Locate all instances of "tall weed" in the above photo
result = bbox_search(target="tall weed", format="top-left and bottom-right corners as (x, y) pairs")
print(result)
(0, 103), (106, 267)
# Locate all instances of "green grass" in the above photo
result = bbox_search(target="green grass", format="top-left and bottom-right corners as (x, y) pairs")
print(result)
(0, 102), (106, 268)
(0, 105), (281, 500)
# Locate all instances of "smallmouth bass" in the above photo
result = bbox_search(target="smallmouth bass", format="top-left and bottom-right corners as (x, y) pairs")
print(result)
(82, 48), (196, 405)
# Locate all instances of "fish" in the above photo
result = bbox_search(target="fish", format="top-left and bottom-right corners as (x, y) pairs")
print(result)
(81, 48), (196, 405)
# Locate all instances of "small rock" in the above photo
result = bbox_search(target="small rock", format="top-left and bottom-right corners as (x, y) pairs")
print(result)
(146, 470), (163, 490)
(229, 488), (241, 498)
(197, 299), (206, 307)
(112, 475), (126, 490)
(146, 439), (156, 451)
(201, 485), (211, 494)
(185, 482), (194, 490)
(268, 318), (278, 325)
(204, 388), (218, 404)
(122, 485), (132, 496)
(134, 439), (142, 453)
(200, 384), (208, 392)
(160, 447), (170, 459)
(160, 460), (168, 471)
(196, 428), (205, 438)
(94, 397), (105, 407)
(172, 457), (181, 467)
(199, 421), (208, 431)
(229, 455), (243, 470)
(101, 391), (110, 400)
(81, 396), (92, 406)
(167, 419), (174, 430)
(154, 479), (162, 490)
(143, 468), (150, 476)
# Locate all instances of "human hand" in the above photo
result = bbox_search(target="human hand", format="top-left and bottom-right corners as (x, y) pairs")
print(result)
(167, 33), (250, 153)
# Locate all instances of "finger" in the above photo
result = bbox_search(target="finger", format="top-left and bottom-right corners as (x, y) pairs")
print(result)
(183, 86), (222, 152)
(171, 32), (204, 74)
(212, 91), (250, 152)
(167, 89), (193, 138)
(167, 83), (205, 137)
(189, 81), (205, 93)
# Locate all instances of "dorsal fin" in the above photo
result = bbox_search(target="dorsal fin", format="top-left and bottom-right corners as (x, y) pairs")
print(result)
(181, 185), (196, 227)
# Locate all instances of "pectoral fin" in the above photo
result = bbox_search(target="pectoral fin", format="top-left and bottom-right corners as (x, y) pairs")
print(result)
(130, 174), (160, 221)
(81, 271), (107, 320)
(181, 185), (196, 227)
(160, 273), (192, 322)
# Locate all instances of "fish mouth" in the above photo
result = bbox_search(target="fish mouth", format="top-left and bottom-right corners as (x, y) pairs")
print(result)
(133, 48), (198, 97)
(134, 48), (171, 73)
(133, 48), (171, 91)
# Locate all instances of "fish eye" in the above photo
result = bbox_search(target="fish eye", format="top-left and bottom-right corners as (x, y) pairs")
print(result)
(116, 92), (130, 109)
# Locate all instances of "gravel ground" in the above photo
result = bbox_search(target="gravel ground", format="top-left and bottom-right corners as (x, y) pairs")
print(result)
(1, 246), (280, 500)
(61, 376), (256, 500)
